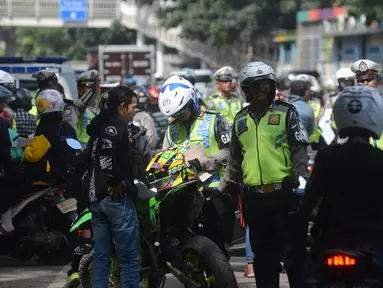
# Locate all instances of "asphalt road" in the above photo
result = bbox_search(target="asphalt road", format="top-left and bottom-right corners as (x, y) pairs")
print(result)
(0, 256), (289, 288)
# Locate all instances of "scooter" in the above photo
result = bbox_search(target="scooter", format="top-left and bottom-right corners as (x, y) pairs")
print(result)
(0, 138), (80, 265)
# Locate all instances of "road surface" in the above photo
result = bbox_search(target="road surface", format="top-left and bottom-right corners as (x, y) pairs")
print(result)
(0, 256), (289, 287)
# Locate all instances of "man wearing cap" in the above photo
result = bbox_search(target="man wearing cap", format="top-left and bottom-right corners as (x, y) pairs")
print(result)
(351, 59), (383, 149)
(207, 66), (243, 126)
(74, 69), (101, 148)
(351, 59), (382, 89)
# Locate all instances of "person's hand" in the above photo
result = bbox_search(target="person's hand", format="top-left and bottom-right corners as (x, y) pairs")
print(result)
(188, 158), (202, 172)
(283, 175), (300, 190)
(200, 155), (218, 172)
(108, 182), (126, 200)
(201, 187), (222, 200)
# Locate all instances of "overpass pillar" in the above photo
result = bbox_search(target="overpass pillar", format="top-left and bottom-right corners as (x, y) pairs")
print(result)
(156, 41), (164, 75)
(200, 61), (208, 69)
(136, 31), (146, 46)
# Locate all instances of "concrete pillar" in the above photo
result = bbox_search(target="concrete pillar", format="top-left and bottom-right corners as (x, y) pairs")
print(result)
(278, 44), (286, 74)
(156, 40), (164, 75)
(1, 28), (17, 56)
(290, 42), (296, 66)
(333, 37), (339, 77)
(200, 60), (208, 69)
(136, 31), (146, 46)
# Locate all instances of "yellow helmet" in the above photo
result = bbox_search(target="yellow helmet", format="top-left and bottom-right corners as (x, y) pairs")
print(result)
(146, 147), (199, 193)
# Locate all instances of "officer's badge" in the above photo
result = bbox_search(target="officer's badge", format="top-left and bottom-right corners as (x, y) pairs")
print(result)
(268, 114), (281, 125)
(237, 118), (247, 136)
(358, 61), (368, 72)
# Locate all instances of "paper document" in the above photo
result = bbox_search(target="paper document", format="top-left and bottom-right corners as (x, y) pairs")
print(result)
(183, 143), (207, 162)
(318, 110), (336, 145)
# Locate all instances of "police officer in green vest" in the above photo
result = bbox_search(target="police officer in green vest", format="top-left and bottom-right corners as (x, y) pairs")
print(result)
(217, 62), (309, 287)
(74, 70), (100, 148)
(159, 75), (236, 256)
(207, 66), (242, 126)
(351, 59), (383, 149)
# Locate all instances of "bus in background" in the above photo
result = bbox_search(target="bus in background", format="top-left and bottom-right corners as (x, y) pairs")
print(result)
(0, 56), (78, 101)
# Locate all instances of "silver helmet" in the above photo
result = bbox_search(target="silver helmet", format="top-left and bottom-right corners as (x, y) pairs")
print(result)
(333, 85), (383, 139)
(239, 61), (276, 88)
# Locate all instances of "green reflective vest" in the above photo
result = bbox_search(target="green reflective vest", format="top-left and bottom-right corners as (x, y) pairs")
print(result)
(166, 112), (222, 188)
(29, 106), (38, 117)
(207, 92), (242, 125)
(308, 99), (321, 121)
(235, 109), (291, 186)
(76, 109), (95, 147)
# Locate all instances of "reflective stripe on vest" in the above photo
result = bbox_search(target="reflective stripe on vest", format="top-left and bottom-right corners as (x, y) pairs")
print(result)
(370, 133), (383, 150)
(76, 109), (95, 146)
(235, 111), (291, 186)
(209, 95), (241, 125)
(166, 112), (222, 188)
(309, 101), (321, 120)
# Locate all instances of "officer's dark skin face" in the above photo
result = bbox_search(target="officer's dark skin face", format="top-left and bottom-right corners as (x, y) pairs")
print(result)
(247, 80), (272, 102)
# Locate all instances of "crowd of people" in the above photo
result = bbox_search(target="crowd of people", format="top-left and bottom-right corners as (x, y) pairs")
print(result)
(0, 57), (382, 288)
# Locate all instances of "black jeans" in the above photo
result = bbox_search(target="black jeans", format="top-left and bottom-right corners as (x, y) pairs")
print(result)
(202, 193), (236, 257)
(245, 188), (307, 288)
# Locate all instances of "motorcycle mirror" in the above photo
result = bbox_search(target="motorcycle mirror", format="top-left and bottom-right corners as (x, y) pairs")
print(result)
(66, 138), (82, 150)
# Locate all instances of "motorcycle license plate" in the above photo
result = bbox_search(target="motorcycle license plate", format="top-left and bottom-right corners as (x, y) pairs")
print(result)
(56, 198), (77, 214)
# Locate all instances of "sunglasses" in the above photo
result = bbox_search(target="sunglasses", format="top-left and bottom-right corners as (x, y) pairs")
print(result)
(356, 78), (375, 83)
(218, 79), (232, 83)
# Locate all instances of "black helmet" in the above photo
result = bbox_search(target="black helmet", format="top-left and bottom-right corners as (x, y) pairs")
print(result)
(9, 88), (33, 111)
(0, 86), (16, 104)
(132, 85), (150, 110)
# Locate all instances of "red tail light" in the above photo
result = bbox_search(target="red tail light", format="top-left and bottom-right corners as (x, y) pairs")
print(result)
(325, 254), (357, 266)
(78, 229), (83, 237)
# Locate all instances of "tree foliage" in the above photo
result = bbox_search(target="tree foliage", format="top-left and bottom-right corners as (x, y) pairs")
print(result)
(136, 0), (383, 45)
(15, 20), (135, 60)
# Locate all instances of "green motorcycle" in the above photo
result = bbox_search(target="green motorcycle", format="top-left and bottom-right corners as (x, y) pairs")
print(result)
(70, 148), (238, 288)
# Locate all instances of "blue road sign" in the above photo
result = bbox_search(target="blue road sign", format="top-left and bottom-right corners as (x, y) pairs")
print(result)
(60, 0), (88, 22)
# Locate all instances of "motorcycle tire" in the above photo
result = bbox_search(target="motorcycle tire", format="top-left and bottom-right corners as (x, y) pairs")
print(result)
(79, 250), (93, 288)
(181, 235), (238, 288)
(35, 231), (74, 265)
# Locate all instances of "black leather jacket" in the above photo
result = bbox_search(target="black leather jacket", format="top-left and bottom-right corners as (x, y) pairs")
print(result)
(83, 110), (137, 204)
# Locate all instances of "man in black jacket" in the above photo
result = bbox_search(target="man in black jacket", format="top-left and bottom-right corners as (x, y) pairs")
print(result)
(83, 85), (139, 288)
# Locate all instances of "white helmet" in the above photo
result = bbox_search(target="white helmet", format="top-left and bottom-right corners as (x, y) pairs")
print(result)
(336, 68), (355, 81)
(333, 86), (383, 139)
(0, 70), (15, 84)
(35, 89), (65, 116)
(158, 75), (198, 118)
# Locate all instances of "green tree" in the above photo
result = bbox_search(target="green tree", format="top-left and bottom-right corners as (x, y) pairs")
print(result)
(139, 0), (383, 46)
(15, 20), (135, 60)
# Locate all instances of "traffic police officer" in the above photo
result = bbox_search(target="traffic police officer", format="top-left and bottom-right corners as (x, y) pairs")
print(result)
(75, 69), (100, 147)
(159, 75), (235, 256)
(351, 59), (381, 89)
(218, 62), (309, 287)
(207, 66), (242, 126)
(351, 59), (383, 149)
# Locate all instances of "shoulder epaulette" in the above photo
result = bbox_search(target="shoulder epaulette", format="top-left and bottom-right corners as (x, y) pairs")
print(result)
(275, 99), (294, 108)
(234, 105), (249, 120)
(205, 109), (219, 115)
